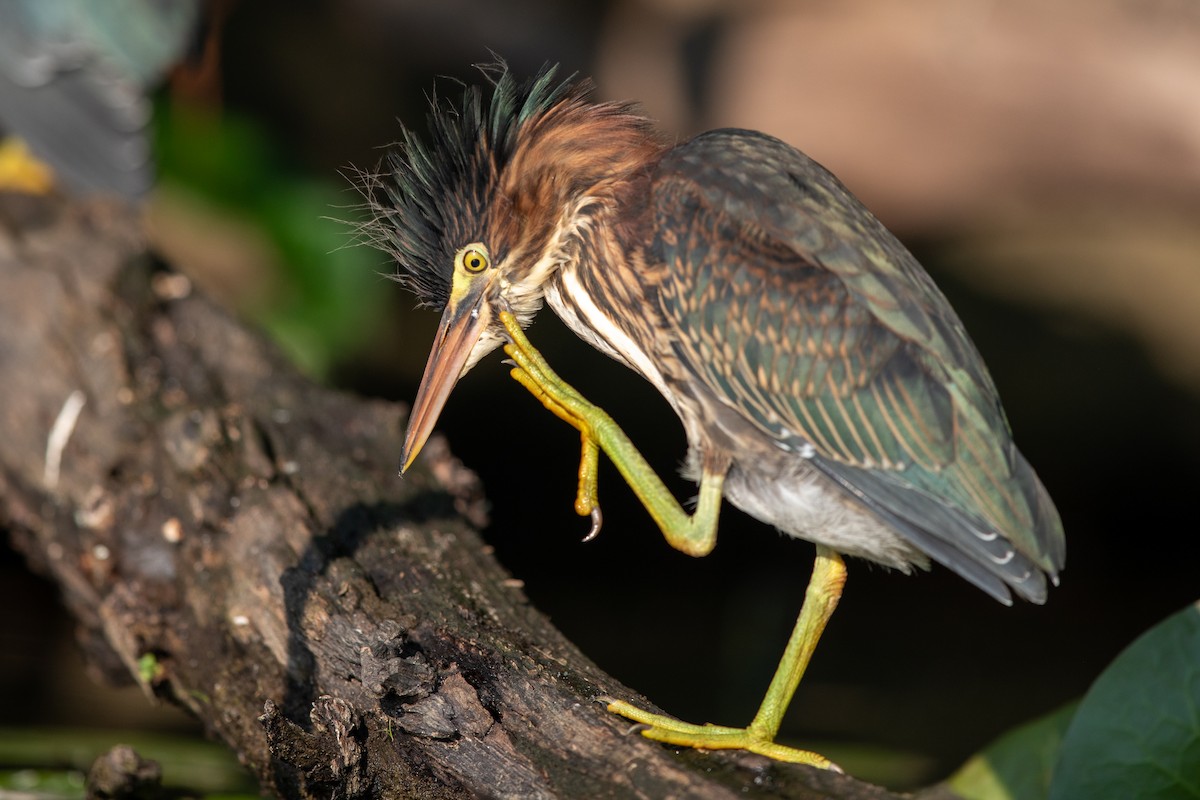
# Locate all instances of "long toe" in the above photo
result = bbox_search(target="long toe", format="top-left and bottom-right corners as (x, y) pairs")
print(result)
(606, 700), (839, 770)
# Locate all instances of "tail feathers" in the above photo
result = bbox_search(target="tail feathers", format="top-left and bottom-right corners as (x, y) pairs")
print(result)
(814, 455), (1062, 605)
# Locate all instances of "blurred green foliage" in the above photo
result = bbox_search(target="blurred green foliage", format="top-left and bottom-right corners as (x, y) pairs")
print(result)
(155, 103), (386, 378)
(949, 703), (1075, 800)
(1050, 601), (1200, 800)
(950, 602), (1200, 800)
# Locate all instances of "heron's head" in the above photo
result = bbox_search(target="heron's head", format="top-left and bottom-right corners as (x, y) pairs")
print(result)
(359, 61), (661, 472)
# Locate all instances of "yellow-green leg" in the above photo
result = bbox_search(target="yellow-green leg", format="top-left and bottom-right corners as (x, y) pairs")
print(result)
(500, 311), (722, 557)
(609, 546), (846, 769)
(499, 311), (844, 769)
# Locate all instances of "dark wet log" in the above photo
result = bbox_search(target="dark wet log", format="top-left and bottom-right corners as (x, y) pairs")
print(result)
(0, 192), (913, 799)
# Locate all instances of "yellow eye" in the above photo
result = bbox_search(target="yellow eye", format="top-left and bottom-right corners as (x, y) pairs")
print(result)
(459, 245), (490, 274)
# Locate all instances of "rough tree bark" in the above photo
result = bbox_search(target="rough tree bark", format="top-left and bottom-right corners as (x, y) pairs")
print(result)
(0, 193), (939, 798)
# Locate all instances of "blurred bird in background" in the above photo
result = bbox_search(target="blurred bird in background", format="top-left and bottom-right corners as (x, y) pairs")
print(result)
(362, 62), (1065, 769)
(0, 0), (204, 198)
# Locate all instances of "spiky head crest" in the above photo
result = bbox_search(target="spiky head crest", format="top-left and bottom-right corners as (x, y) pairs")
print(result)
(358, 60), (666, 318)
(359, 62), (587, 310)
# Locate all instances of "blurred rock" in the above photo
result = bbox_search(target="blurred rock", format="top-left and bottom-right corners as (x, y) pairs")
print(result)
(87, 745), (162, 800)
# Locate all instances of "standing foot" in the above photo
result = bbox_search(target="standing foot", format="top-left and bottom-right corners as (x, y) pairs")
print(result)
(606, 700), (841, 771)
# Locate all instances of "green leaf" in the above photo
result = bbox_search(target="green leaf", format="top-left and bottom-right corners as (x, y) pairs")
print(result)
(136, 651), (160, 683)
(1049, 601), (1200, 800)
(946, 702), (1077, 800)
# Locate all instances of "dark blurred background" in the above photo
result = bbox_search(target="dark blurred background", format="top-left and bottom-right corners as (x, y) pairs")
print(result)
(2, 0), (1199, 788)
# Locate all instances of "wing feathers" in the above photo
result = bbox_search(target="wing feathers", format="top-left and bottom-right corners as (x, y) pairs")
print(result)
(649, 128), (1065, 594)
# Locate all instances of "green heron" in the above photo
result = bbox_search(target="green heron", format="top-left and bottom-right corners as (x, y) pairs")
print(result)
(363, 63), (1065, 769)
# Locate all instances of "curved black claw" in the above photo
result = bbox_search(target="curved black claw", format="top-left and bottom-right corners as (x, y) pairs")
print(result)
(582, 507), (603, 542)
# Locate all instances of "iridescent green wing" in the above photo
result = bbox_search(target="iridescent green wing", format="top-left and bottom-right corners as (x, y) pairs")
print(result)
(650, 130), (1064, 602)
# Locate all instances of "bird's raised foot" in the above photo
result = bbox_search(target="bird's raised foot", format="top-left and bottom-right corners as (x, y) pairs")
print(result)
(500, 310), (609, 537)
(606, 699), (841, 771)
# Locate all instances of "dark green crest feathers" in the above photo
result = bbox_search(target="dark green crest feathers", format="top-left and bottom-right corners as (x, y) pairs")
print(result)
(359, 61), (582, 310)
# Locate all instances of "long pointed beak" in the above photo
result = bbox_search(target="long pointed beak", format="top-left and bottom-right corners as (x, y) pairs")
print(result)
(399, 297), (488, 475)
